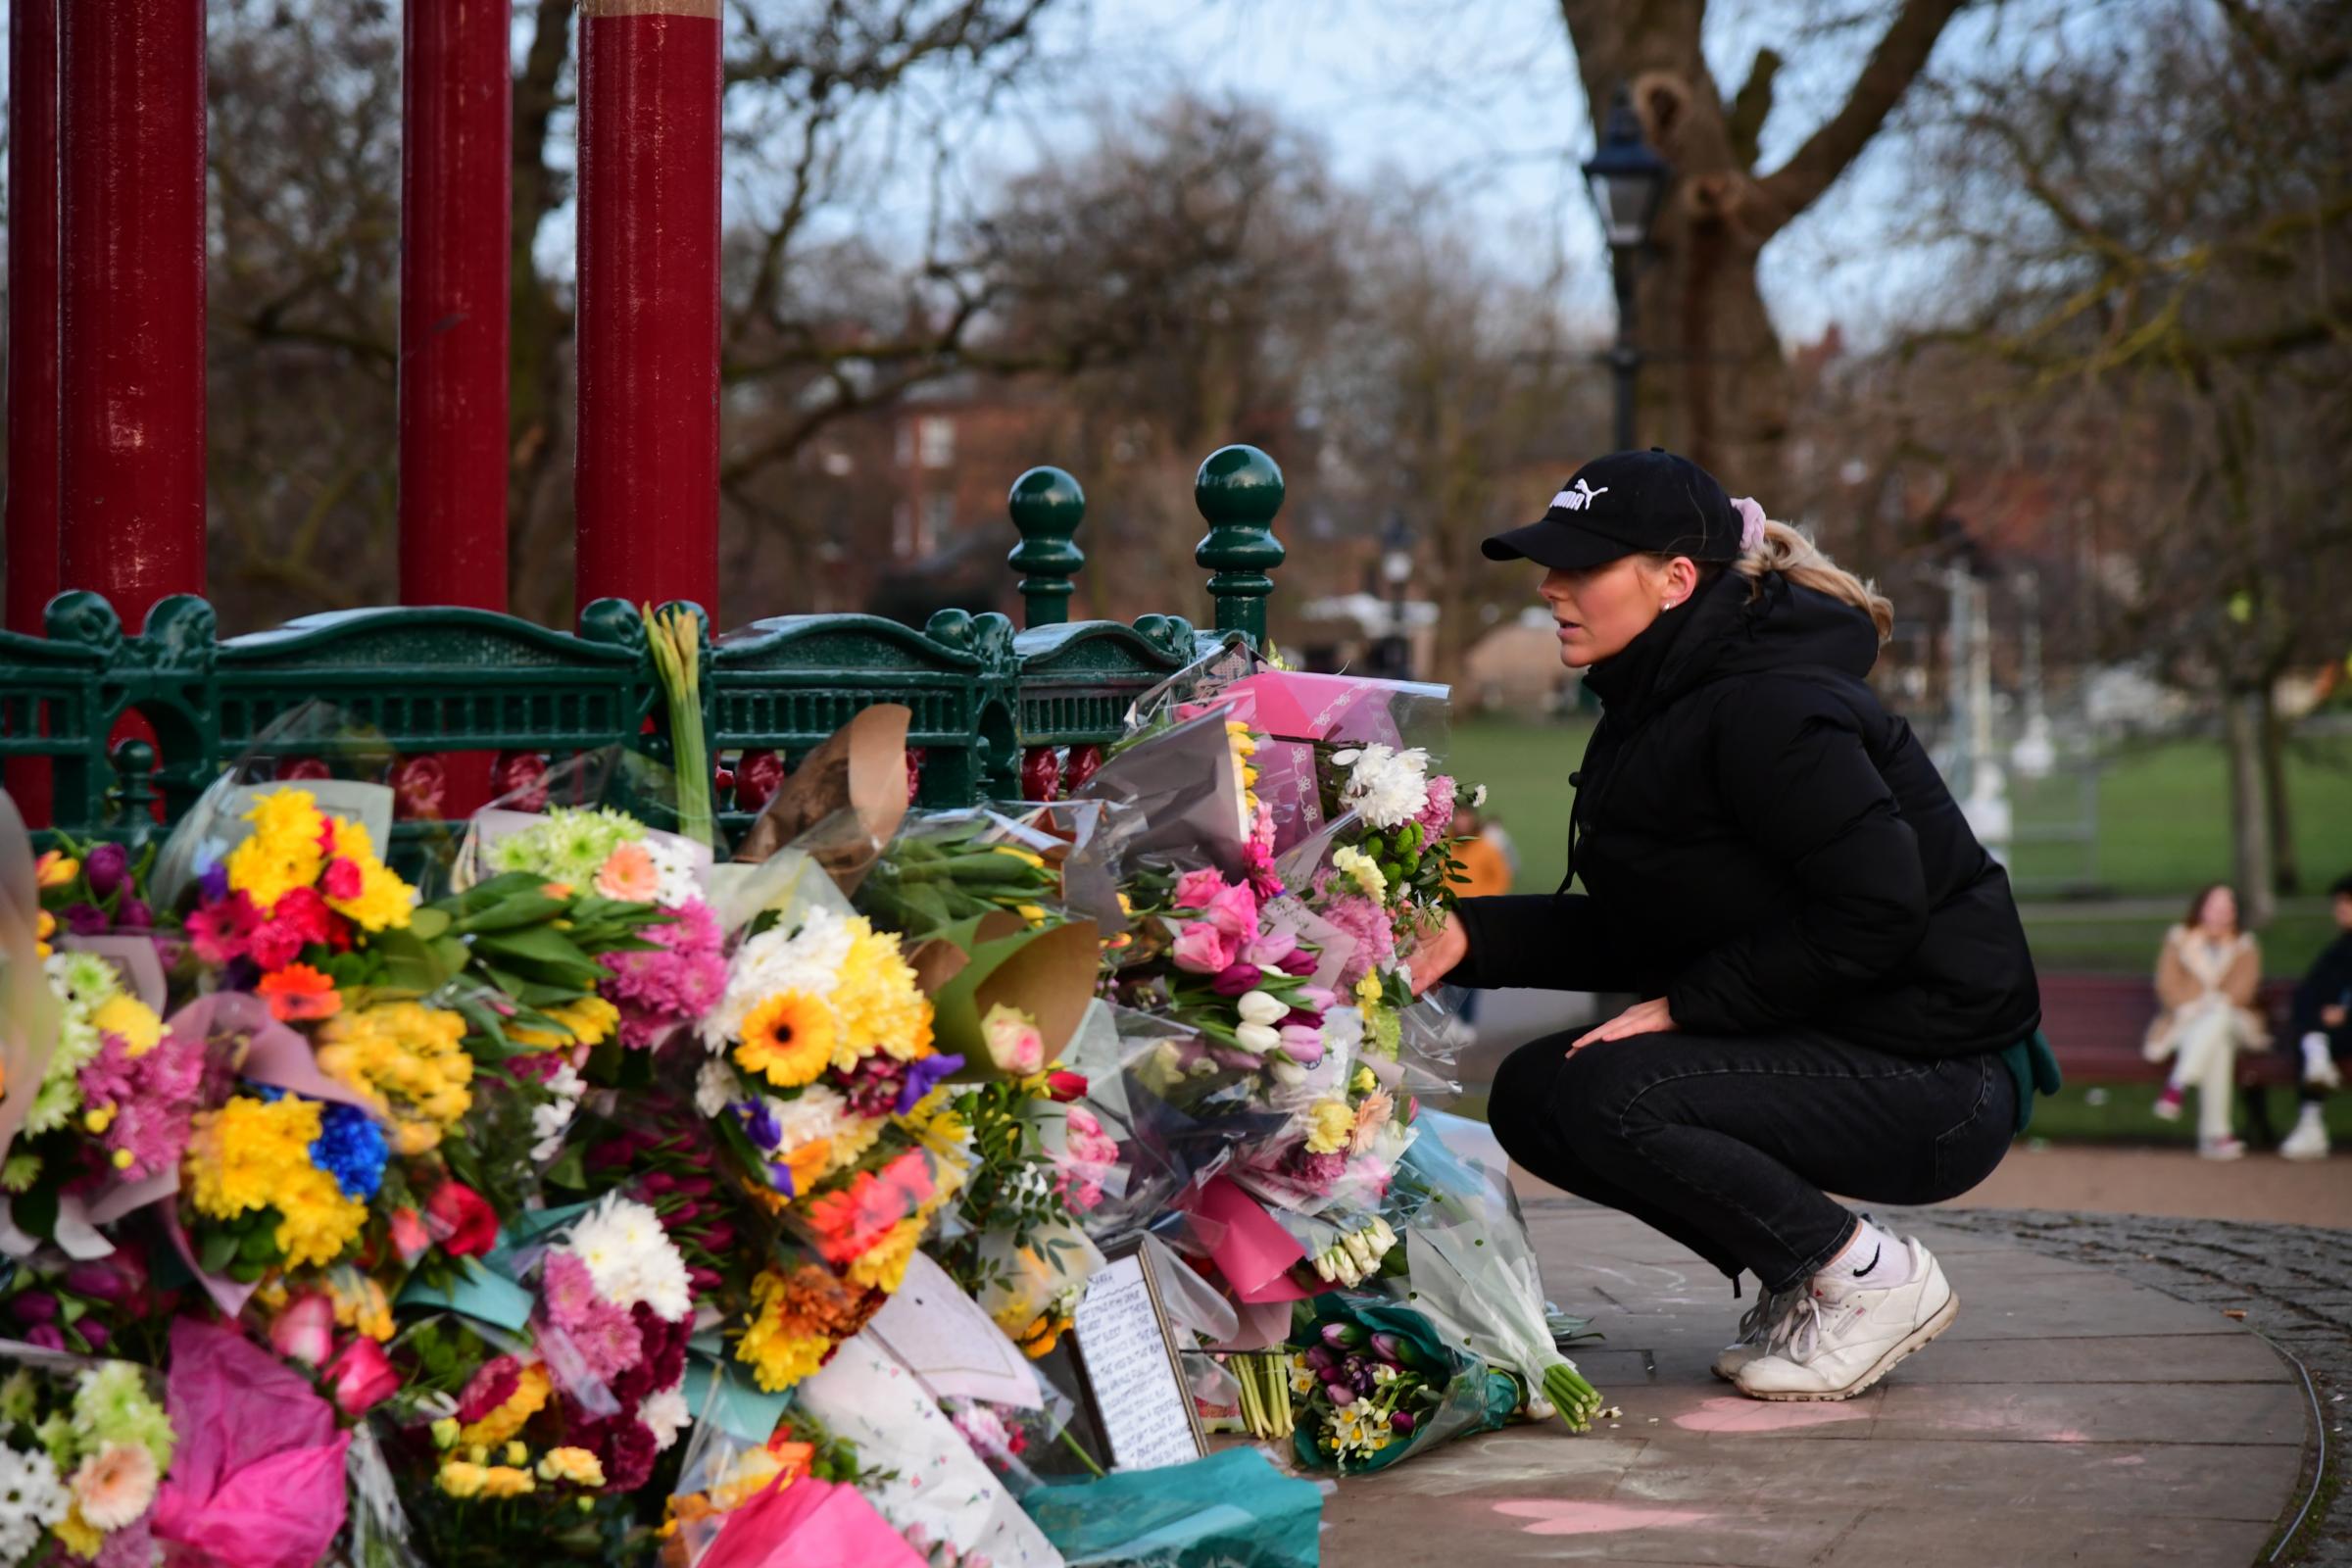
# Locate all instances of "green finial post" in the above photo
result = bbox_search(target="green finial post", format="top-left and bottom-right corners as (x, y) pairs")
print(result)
(1193, 445), (1285, 645)
(1006, 466), (1086, 628)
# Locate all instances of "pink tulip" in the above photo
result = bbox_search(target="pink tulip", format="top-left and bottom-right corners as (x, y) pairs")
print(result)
(1244, 927), (1298, 967)
(1172, 869), (1227, 911)
(1200, 883), (1260, 941)
(1211, 962), (1263, 997)
(1279, 1025), (1325, 1065)
(270, 1295), (336, 1367)
(326, 1336), (401, 1417)
(1169, 922), (1233, 975)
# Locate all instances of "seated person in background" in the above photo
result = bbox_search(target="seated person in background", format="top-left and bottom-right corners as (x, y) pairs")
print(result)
(2145, 883), (2268, 1160)
(2280, 870), (2352, 1161)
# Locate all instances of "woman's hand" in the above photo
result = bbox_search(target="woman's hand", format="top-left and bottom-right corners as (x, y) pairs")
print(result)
(1570, 997), (1676, 1054)
(1409, 911), (1469, 996)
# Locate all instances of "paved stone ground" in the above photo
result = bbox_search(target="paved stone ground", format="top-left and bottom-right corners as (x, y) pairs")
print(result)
(1316, 1199), (2332, 1568)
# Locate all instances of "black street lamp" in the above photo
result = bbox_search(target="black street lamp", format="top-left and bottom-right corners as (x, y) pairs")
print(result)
(1582, 86), (1671, 453)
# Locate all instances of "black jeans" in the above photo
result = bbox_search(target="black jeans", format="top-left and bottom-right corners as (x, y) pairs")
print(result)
(1489, 1029), (2017, 1294)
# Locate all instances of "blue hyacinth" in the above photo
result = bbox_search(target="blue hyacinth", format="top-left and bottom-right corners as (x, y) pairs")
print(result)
(310, 1102), (390, 1200)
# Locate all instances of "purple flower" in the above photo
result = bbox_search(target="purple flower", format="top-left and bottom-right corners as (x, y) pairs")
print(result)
(198, 860), (229, 902)
(1244, 927), (1298, 967)
(1303, 1345), (1336, 1373)
(896, 1054), (965, 1115)
(62, 902), (110, 936)
(1369, 1333), (1404, 1365)
(115, 897), (154, 930)
(1277, 948), (1318, 978)
(1328, 1384), (1355, 1407)
(1210, 962), (1263, 998)
(10, 1291), (59, 1324)
(24, 1324), (65, 1352)
(80, 1321), (112, 1351)
(1320, 1321), (1366, 1350)
(1391, 1409), (1417, 1436)
(736, 1099), (782, 1152)
(85, 842), (129, 898)
(64, 1261), (134, 1303)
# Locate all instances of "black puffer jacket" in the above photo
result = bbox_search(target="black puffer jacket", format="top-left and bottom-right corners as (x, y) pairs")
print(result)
(1454, 568), (2040, 1058)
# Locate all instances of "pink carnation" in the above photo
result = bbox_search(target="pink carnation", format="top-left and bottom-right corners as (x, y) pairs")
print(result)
(541, 1250), (601, 1331)
(75, 1028), (204, 1183)
(1416, 774), (1458, 838)
(1312, 880), (1396, 988)
(600, 899), (727, 1049)
(562, 1294), (646, 1384)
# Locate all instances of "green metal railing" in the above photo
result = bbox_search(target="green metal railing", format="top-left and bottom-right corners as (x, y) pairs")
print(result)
(0, 445), (1287, 866)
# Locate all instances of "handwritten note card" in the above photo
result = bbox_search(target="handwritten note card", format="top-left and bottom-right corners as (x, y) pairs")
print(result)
(1072, 1250), (1203, 1472)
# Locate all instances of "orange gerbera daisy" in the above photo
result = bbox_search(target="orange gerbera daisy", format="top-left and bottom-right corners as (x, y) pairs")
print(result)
(733, 993), (834, 1089)
(259, 963), (343, 1022)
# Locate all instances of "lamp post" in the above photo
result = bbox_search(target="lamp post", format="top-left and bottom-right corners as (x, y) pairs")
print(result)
(1379, 512), (1414, 679)
(1582, 87), (1670, 453)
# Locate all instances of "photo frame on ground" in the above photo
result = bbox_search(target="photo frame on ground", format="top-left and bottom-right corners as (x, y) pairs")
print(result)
(1064, 1236), (1210, 1472)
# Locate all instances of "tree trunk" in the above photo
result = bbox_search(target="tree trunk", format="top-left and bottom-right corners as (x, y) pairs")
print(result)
(1556, 0), (1966, 500)
(2257, 679), (2299, 896)
(2222, 688), (2276, 928)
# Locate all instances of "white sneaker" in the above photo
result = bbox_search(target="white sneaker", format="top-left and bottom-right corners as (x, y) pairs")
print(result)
(2199, 1135), (2247, 1161)
(2280, 1107), (2331, 1161)
(2302, 1037), (2344, 1091)
(1710, 1286), (1800, 1382)
(1732, 1239), (1956, 1402)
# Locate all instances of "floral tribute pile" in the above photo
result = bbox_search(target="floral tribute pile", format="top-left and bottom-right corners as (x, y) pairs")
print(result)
(0, 635), (1592, 1568)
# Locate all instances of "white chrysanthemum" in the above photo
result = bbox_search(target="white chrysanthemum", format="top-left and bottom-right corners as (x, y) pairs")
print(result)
(768, 1087), (850, 1157)
(1337, 744), (1431, 830)
(700, 908), (855, 1051)
(0, 1442), (69, 1561)
(640, 1386), (691, 1453)
(564, 1194), (692, 1322)
(693, 1057), (736, 1119)
(531, 1063), (586, 1162)
(644, 834), (703, 910)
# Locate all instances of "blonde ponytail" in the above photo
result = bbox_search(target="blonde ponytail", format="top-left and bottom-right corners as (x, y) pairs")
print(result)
(1733, 518), (1893, 644)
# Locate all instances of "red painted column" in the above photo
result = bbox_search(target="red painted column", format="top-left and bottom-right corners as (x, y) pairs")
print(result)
(6, 0), (63, 641)
(573, 0), (721, 623)
(5, 0), (63, 821)
(57, 0), (209, 623)
(399, 0), (512, 610)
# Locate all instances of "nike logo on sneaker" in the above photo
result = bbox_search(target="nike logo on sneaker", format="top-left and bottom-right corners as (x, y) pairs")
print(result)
(1853, 1247), (1883, 1279)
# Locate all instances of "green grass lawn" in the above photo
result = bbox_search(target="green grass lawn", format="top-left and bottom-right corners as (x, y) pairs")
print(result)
(2022, 1082), (2352, 1148)
(1448, 717), (2352, 976)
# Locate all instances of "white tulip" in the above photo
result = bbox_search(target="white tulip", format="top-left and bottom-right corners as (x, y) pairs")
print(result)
(1235, 990), (1289, 1026)
(1268, 1059), (1308, 1087)
(1235, 1022), (1281, 1054)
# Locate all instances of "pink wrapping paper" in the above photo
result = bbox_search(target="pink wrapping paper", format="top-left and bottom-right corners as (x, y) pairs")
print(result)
(1185, 1175), (1313, 1305)
(153, 1318), (351, 1568)
(703, 1476), (926, 1568)
(168, 992), (379, 1116)
(1209, 670), (1435, 746)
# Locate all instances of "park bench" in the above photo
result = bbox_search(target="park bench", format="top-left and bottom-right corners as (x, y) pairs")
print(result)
(2038, 971), (2303, 1143)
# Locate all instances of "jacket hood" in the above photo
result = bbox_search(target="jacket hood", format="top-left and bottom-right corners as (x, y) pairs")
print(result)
(1586, 570), (1880, 723)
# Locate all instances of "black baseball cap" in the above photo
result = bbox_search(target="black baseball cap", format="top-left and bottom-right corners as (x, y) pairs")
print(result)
(1482, 448), (1741, 571)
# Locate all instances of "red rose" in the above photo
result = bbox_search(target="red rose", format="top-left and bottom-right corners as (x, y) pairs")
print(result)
(426, 1183), (499, 1258)
(276, 885), (333, 944)
(326, 1335), (402, 1417)
(1045, 1070), (1089, 1103)
(245, 918), (306, 971)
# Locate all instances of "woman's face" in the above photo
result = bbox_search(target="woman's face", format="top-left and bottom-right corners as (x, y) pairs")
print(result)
(2197, 886), (2238, 935)
(1539, 557), (1694, 667)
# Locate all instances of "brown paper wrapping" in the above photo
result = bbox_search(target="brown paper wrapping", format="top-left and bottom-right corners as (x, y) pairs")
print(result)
(732, 704), (912, 895)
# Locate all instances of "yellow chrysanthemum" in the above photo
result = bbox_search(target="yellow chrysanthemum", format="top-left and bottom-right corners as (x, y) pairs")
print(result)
(545, 995), (618, 1049)
(734, 992), (836, 1089)
(327, 1267), (396, 1342)
(224, 790), (329, 910)
(186, 1096), (320, 1218)
(317, 1002), (473, 1150)
(847, 1215), (928, 1295)
(735, 1272), (838, 1395)
(829, 918), (934, 1066)
(460, 1365), (551, 1449)
(818, 1121), (882, 1178)
(53, 1503), (101, 1558)
(319, 818), (416, 931)
(91, 996), (163, 1056)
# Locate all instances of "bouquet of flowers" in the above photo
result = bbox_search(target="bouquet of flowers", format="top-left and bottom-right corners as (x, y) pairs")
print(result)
(0, 1353), (176, 1564)
(1284, 1299), (1521, 1475)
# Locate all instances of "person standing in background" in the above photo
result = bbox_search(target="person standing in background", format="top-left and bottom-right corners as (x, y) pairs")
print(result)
(2279, 871), (2352, 1160)
(2145, 884), (2267, 1160)
(1444, 805), (1515, 1034)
